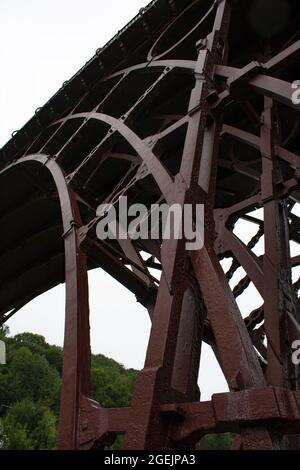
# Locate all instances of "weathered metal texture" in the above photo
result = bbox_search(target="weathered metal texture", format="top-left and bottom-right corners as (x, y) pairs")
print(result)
(1, 0), (300, 450)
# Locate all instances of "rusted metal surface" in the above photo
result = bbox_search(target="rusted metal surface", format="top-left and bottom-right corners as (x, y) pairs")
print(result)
(1, 0), (300, 450)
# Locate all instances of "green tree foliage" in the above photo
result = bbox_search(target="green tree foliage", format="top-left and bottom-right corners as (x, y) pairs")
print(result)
(92, 364), (136, 408)
(0, 328), (230, 451)
(13, 333), (63, 374)
(206, 433), (235, 450)
(9, 347), (60, 404)
(0, 325), (9, 341)
(2, 399), (57, 450)
(0, 330), (136, 450)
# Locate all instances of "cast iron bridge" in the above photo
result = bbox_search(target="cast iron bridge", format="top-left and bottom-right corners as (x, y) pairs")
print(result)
(1, 0), (300, 449)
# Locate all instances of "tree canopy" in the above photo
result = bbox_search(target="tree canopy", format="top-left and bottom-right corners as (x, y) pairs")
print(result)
(0, 327), (136, 450)
(0, 326), (233, 450)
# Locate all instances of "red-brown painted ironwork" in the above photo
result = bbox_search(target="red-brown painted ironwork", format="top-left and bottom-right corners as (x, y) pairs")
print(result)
(1, 0), (300, 450)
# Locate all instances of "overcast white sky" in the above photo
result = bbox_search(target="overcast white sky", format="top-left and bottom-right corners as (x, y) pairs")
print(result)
(0, 0), (236, 400)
